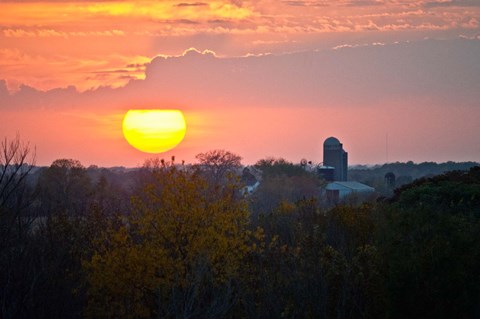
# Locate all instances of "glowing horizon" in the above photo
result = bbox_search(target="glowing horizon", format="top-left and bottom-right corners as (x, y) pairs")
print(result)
(0, 0), (479, 166)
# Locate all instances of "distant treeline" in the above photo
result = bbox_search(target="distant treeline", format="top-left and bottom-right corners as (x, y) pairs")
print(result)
(25, 160), (479, 199)
(349, 161), (479, 195)
(1, 139), (480, 319)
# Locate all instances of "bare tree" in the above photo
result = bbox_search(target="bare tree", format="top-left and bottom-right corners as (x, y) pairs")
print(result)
(0, 135), (36, 209)
(0, 135), (36, 247)
(0, 136), (36, 318)
(0, 135), (36, 239)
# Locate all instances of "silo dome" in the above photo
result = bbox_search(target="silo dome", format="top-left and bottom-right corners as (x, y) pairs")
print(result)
(323, 136), (348, 181)
(324, 137), (341, 146)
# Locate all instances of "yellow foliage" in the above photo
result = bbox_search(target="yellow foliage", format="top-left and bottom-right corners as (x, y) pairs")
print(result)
(84, 167), (253, 318)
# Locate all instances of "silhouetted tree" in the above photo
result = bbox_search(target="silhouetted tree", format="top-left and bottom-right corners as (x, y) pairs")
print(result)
(195, 149), (242, 186)
(36, 159), (92, 216)
(0, 136), (37, 319)
(0, 135), (35, 212)
(380, 167), (480, 318)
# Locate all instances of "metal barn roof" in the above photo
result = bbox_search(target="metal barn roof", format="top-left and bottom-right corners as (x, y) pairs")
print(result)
(326, 181), (375, 192)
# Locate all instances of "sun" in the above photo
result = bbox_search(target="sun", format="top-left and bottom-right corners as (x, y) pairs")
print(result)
(122, 109), (186, 153)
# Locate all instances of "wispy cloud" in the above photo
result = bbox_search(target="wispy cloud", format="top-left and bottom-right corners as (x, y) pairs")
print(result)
(0, 0), (479, 92)
(0, 1), (254, 26)
(424, 0), (480, 8)
(0, 48), (150, 92)
(176, 2), (209, 7)
(3, 28), (125, 38)
(282, 1), (330, 7)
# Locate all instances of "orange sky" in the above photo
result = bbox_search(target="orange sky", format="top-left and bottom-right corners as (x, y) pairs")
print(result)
(1, 0), (479, 167)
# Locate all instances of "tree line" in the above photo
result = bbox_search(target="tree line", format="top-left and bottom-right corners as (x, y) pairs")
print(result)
(1, 137), (479, 318)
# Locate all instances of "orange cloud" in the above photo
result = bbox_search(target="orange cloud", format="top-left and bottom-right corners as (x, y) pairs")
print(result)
(0, 1), (253, 25)
(0, 0), (478, 93)
(0, 48), (150, 92)
(3, 29), (125, 38)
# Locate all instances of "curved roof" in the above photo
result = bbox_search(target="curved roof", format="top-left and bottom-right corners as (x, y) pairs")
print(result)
(326, 181), (375, 192)
(324, 136), (341, 146)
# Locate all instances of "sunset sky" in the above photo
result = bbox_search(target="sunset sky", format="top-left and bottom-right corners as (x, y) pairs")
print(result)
(1, 0), (479, 167)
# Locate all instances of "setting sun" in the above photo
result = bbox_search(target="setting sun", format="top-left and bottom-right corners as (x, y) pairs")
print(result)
(122, 109), (186, 153)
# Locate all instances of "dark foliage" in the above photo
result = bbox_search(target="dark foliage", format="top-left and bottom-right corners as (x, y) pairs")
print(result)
(1, 141), (479, 319)
(379, 166), (480, 318)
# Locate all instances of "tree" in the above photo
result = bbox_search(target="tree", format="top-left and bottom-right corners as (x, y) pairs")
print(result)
(36, 159), (92, 216)
(0, 135), (36, 256)
(250, 158), (322, 217)
(254, 157), (309, 178)
(195, 149), (242, 186)
(380, 167), (480, 318)
(84, 165), (252, 318)
(0, 135), (35, 211)
(245, 198), (386, 319)
(0, 137), (45, 319)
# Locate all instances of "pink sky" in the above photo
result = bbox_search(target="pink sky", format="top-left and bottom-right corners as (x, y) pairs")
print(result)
(1, 0), (479, 167)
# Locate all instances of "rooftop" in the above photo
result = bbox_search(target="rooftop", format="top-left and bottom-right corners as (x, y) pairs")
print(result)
(324, 136), (341, 146)
(326, 181), (375, 192)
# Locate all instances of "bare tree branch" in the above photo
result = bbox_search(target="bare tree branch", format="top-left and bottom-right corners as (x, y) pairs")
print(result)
(0, 135), (36, 208)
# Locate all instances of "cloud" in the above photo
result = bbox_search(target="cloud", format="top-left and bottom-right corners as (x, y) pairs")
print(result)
(0, 0), (116, 2)
(0, 80), (10, 99)
(3, 28), (125, 38)
(176, 2), (209, 7)
(282, 0), (386, 7)
(0, 48), (151, 92)
(424, 0), (480, 7)
(459, 33), (480, 39)
(0, 1), (254, 29)
(344, 0), (384, 7)
(3, 38), (479, 111)
(282, 1), (330, 7)
(1, 0), (478, 43)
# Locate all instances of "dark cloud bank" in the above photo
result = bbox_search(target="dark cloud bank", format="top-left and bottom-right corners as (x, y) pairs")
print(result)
(1, 38), (479, 111)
